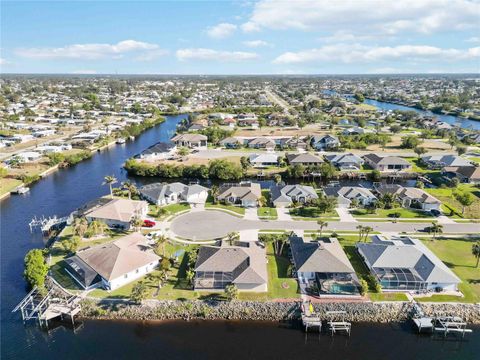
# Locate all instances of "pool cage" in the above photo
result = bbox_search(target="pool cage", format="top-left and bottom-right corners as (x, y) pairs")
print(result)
(373, 267), (427, 291)
(194, 271), (233, 289)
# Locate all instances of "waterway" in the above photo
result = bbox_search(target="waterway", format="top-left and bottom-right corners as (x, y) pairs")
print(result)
(1, 114), (479, 359)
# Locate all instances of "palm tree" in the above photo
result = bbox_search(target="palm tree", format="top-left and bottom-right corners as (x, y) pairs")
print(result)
(103, 175), (117, 198)
(122, 180), (137, 199)
(147, 270), (168, 293)
(154, 234), (169, 256)
(130, 216), (144, 232)
(73, 217), (88, 238)
(363, 226), (373, 242)
(429, 221), (443, 240)
(226, 231), (239, 246)
(210, 185), (219, 205)
(472, 241), (480, 268)
(356, 225), (365, 242)
(317, 220), (328, 238)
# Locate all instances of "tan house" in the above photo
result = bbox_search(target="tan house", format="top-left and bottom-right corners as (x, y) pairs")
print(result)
(217, 182), (262, 208)
(170, 133), (208, 149)
(84, 198), (148, 230)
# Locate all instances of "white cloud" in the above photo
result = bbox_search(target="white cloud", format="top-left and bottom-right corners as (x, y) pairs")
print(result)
(0, 58), (9, 65)
(134, 49), (169, 61)
(15, 40), (161, 60)
(244, 0), (479, 35)
(273, 44), (480, 64)
(176, 48), (258, 62)
(466, 36), (480, 43)
(206, 23), (237, 39)
(243, 40), (272, 48)
(71, 69), (97, 74)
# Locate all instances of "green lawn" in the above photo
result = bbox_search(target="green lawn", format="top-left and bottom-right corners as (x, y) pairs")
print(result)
(351, 207), (434, 219)
(369, 293), (409, 301)
(425, 184), (480, 219)
(289, 207), (338, 219)
(205, 202), (245, 215)
(0, 178), (23, 197)
(405, 157), (438, 173)
(415, 238), (480, 303)
(257, 207), (278, 219)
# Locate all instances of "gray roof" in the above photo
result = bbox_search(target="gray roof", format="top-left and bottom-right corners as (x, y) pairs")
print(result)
(421, 155), (471, 167)
(140, 182), (208, 203)
(325, 153), (364, 165)
(289, 235), (356, 273)
(270, 184), (319, 204)
(356, 235), (460, 284)
(286, 153), (323, 164)
(363, 153), (410, 166)
(141, 142), (175, 155)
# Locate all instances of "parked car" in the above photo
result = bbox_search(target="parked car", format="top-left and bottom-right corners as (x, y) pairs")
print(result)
(143, 219), (156, 227)
(430, 209), (441, 217)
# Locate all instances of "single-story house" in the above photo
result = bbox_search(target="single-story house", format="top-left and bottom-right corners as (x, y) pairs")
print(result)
(375, 184), (441, 212)
(278, 137), (308, 151)
(248, 153), (279, 168)
(342, 126), (366, 135)
(64, 232), (159, 290)
(270, 184), (319, 207)
(289, 235), (360, 295)
(357, 235), (460, 292)
(324, 186), (377, 208)
(420, 155), (471, 169)
(220, 137), (243, 149)
(325, 153), (364, 170)
(286, 153), (323, 166)
(310, 135), (341, 151)
(84, 198), (148, 230)
(170, 133), (208, 149)
(137, 142), (177, 160)
(442, 166), (480, 184)
(139, 182), (208, 206)
(194, 241), (267, 292)
(217, 182), (262, 208)
(363, 154), (411, 172)
(247, 137), (276, 150)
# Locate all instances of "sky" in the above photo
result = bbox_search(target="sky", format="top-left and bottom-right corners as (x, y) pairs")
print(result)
(1, 0), (480, 74)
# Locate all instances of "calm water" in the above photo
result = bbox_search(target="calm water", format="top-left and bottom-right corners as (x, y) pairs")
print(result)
(1, 114), (479, 359)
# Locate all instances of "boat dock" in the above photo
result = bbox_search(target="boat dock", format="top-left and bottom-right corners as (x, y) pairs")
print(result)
(300, 302), (351, 336)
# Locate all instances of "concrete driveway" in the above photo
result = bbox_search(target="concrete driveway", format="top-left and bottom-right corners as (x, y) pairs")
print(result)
(244, 208), (259, 220)
(335, 207), (357, 222)
(169, 210), (480, 241)
(277, 208), (292, 221)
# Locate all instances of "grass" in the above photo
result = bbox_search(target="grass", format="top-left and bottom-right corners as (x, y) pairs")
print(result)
(0, 177), (23, 196)
(205, 202), (245, 215)
(404, 157), (438, 173)
(289, 207), (338, 219)
(369, 293), (409, 301)
(351, 207), (434, 219)
(257, 207), (278, 219)
(415, 238), (480, 303)
(425, 184), (480, 219)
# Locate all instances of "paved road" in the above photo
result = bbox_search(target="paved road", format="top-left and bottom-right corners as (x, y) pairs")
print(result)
(170, 210), (480, 240)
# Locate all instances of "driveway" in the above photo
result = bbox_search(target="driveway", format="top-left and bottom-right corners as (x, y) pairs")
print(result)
(277, 208), (293, 221)
(335, 207), (357, 222)
(244, 208), (259, 220)
(169, 210), (480, 241)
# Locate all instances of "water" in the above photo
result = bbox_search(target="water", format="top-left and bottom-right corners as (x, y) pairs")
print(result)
(1, 114), (479, 359)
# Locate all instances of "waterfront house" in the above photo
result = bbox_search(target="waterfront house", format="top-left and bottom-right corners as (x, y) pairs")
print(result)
(270, 184), (319, 207)
(194, 241), (267, 292)
(217, 182), (262, 208)
(357, 235), (460, 292)
(420, 155), (471, 169)
(324, 186), (377, 208)
(324, 153), (364, 170)
(310, 135), (341, 151)
(170, 133), (208, 149)
(139, 182), (208, 206)
(137, 142), (177, 161)
(15, 151), (42, 163)
(375, 184), (441, 212)
(247, 137), (276, 151)
(442, 166), (480, 185)
(248, 153), (279, 168)
(363, 154), (411, 172)
(64, 232), (159, 291)
(286, 153), (323, 166)
(289, 235), (360, 296)
(84, 198), (148, 230)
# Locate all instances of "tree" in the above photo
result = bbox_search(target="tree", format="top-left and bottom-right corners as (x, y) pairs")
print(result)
(429, 221), (443, 239)
(147, 270), (168, 292)
(87, 220), (107, 237)
(359, 279), (368, 296)
(472, 241), (480, 268)
(73, 217), (88, 238)
(224, 284), (238, 301)
(154, 234), (169, 256)
(274, 174), (282, 185)
(401, 135), (422, 149)
(240, 156), (250, 171)
(363, 226), (373, 241)
(226, 231), (239, 246)
(60, 235), (81, 254)
(319, 162), (337, 181)
(356, 225), (365, 242)
(159, 257), (171, 272)
(130, 216), (144, 231)
(130, 281), (148, 303)
(456, 145), (467, 156)
(121, 180), (138, 199)
(103, 175), (117, 198)
(177, 147), (189, 157)
(453, 191), (474, 215)
(414, 146), (427, 158)
(24, 249), (48, 288)
(317, 220), (328, 238)
(210, 185), (219, 204)
(258, 196), (267, 207)
(354, 93), (365, 102)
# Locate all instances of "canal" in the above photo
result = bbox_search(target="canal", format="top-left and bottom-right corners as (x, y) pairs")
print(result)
(1, 114), (479, 359)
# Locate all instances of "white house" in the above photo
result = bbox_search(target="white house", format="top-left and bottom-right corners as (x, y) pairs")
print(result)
(83, 198), (148, 230)
(139, 182), (208, 206)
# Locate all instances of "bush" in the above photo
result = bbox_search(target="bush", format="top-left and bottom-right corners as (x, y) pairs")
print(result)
(359, 279), (368, 296)
(24, 249), (48, 288)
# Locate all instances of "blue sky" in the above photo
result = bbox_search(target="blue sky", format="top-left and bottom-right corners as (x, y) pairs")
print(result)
(1, 0), (479, 74)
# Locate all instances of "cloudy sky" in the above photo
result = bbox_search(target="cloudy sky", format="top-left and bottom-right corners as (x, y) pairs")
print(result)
(1, 0), (479, 74)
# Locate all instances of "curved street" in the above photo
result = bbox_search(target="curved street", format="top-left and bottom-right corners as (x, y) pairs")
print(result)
(169, 210), (480, 241)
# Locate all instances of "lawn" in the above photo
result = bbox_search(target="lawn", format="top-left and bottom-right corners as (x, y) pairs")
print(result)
(415, 238), (480, 303)
(369, 293), (409, 301)
(205, 202), (245, 216)
(351, 207), (434, 219)
(425, 184), (480, 219)
(257, 207), (278, 219)
(0, 177), (23, 197)
(404, 157), (438, 173)
(289, 206), (338, 219)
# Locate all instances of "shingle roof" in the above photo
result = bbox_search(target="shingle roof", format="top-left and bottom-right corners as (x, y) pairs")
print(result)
(84, 198), (147, 222)
(286, 153), (323, 164)
(363, 153), (410, 166)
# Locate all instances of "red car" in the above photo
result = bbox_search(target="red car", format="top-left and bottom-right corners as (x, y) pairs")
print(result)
(143, 219), (156, 228)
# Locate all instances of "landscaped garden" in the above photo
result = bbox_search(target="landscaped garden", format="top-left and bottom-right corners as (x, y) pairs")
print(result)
(289, 206), (338, 220)
(351, 207), (434, 219)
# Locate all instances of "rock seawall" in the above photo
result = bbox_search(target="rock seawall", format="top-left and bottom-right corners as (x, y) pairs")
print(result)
(80, 299), (480, 324)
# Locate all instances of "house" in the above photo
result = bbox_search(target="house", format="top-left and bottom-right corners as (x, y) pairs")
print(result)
(375, 184), (441, 212)
(342, 126), (365, 135)
(325, 153), (364, 170)
(286, 153), (323, 166)
(270, 184), (319, 207)
(357, 235), (460, 292)
(363, 154), (411, 172)
(279, 137), (308, 151)
(187, 124), (205, 132)
(64, 232), (159, 290)
(310, 135), (341, 151)
(194, 241), (267, 292)
(83, 198), (148, 230)
(324, 186), (377, 208)
(289, 235), (360, 295)
(442, 166), (480, 184)
(248, 153), (279, 168)
(217, 182), (262, 207)
(139, 182), (208, 206)
(15, 151), (42, 163)
(420, 155), (471, 169)
(237, 113), (258, 127)
(137, 142), (177, 160)
(247, 137), (276, 150)
(170, 133), (208, 149)
(220, 137), (243, 149)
